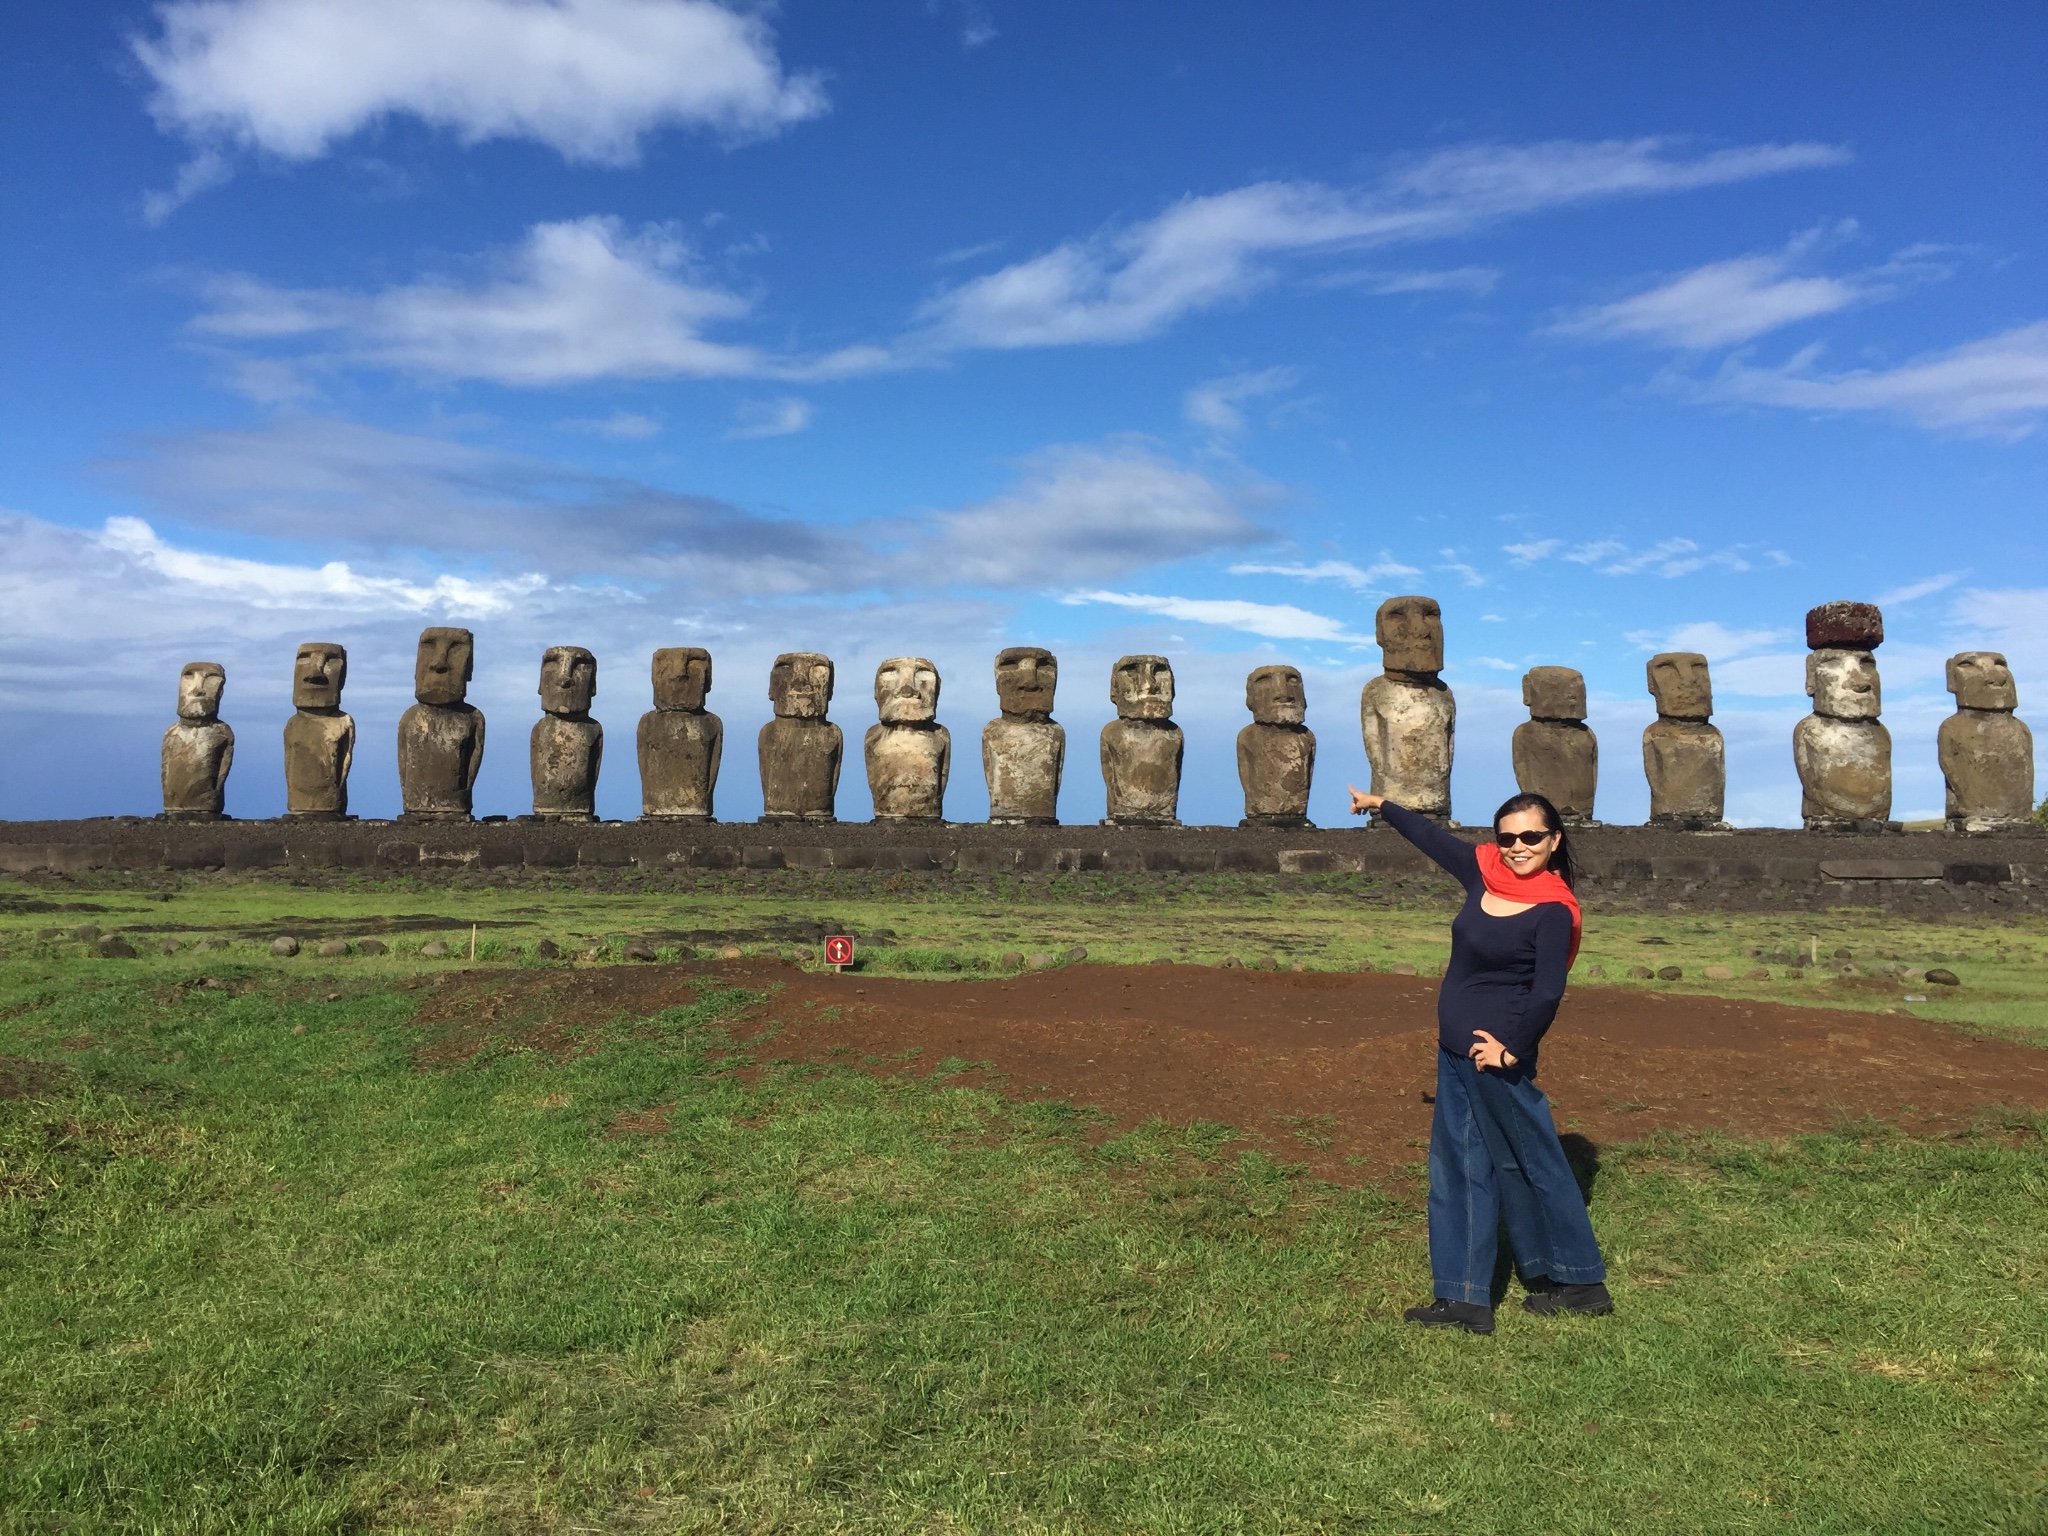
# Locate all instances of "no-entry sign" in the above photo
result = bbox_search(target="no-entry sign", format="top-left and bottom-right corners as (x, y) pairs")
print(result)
(823, 935), (855, 969)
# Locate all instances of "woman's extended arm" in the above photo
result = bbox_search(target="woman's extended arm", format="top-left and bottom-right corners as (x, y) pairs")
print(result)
(1349, 786), (1478, 886)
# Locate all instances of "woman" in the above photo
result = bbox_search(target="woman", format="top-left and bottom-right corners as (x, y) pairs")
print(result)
(1348, 784), (1612, 1335)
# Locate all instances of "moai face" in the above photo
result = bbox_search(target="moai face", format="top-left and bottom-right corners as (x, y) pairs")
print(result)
(1947, 651), (2018, 712)
(1247, 665), (1307, 726)
(539, 646), (597, 717)
(651, 647), (712, 711)
(292, 643), (347, 710)
(414, 628), (474, 707)
(177, 662), (225, 722)
(1375, 596), (1444, 674)
(995, 647), (1057, 719)
(1111, 655), (1175, 720)
(1522, 666), (1587, 722)
(875, 657), (940, 724)
(1807, 650), (1881, 720)
(1647, 652), (1713, 720)
(769, 652), (834, 719)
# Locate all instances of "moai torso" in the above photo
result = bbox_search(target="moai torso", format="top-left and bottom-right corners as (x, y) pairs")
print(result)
(1642, 652), (1725, 827)
(1238, 665), (1314, 827)
(1511, 666), (1596, 824)
(531, 646), (602, 821)
(1939, 652), (2035, 830)
(639, 648), (721, 820)
(1795, 605), (1890, 830)
(759, 652), (841, 821)
(162, 662), (233, 820)
(284, 643), (354, 818)
(984, 647), (1064, 824)
(1360, 596), (1454, 821)
(398, 627), (484, 819)
(865, 657), (949, 821)
(1100, 655), (1182, 826)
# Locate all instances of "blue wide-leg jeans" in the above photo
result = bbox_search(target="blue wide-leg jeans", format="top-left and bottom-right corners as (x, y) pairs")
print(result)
(1428, 1049), (1606, 1306)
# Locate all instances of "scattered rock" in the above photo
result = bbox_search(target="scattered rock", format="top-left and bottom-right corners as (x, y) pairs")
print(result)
(200, 938), (230, 951)
(1027, 951), (1057, 971)
(1582, 964), (1604, 978)
(1356, 959), (1375, 973)
(999, 951), (1024, 970)
(624, 941), (658, 963)
(160, 937), (185, 955)
(1834, 947), (1853, 960)
(95, 935), (137, 959)
(1289, 960), (1307, 973)
(1901, 968), (1926, 982)
(1837, 964), (1860, 978)
(1640, 936), (1668, 946)
(1220, 955), (1242, 969)
(1657, 965), (1683, 981)
(1627, 966), (1655, 979)
(581, 946), (605, 962)
(420, 940), (451, 958)
(1150, 956), (1174, 965)
(1390, 962), (1419, 977)
(1787, 968), (1805, 980)
(69, 924), (100, 942)
(36, 927), (62, 940)
(357, 938), (388, 956)
(270, 936), (301, 958)
(1066, 945), (1088, 963)
(535, 939), (560, 960)
(1746, 968), (1771, 981)
(293, 1024), (307, 1035)
(1924, 968), (1961, 987)
(718, 943), (744, 961)
(316, 939), (350, 959)
(323, 993), (340, 1003)
(1703, 966), (1734, 981)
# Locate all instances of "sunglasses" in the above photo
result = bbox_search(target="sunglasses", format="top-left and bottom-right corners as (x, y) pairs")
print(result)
(1494, 829), (1555, 848)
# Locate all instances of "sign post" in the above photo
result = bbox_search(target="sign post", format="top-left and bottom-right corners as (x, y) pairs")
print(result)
(823, 935), (855, 973)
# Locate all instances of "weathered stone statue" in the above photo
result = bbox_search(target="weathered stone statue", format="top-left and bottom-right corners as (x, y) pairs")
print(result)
(162, 661), (233, 821)
(1359, 596), (1454, 822)
(1100, 655), (1183, 827)
(759, 652), (841, 822)
(1642, 651), (1726, 829)
(1237, 664), (1315, 827)
(638, 647), (721, 821)
(530, 646), (601, 821)
(1794, 602), (1891, 831)
(983, 647), (1064, 825)
(866, 657), (950, 822)
(1512, 666), (1597, 825)
(1939, 651), (2035, 833)
(283, 642), (354, 819)
(397, 627), (485, 820)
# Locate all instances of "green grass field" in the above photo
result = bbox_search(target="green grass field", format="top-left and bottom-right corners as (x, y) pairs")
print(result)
(3, 875), (2046, 1532)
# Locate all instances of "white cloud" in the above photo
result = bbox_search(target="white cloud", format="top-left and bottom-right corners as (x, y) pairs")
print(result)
(1312, 266), (1499, 296)
(1879, 572), (1961, 606)
(915, 138), (1845, 349)
(1436, 550), (1487, 587)
(565, 410), (662, 439)
(1227, 556), (1420, 591)
(726, 396), (813, 439)
(1707, 321), (2048, 435)
(1509, 536), (1787, 578)
(134, 0), (825, 174)
(1064, 590), (1367, 644)
(1183, 366), (1300, 434)
(1624, 621), (1791, 661)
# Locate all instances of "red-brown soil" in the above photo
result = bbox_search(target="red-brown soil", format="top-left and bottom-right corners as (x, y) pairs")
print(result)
(414, 961), (2048, 1181)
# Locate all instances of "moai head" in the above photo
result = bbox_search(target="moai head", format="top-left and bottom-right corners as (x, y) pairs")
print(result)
(1647, 652), (1713, 721)
(651, 647), (712, 711)
(994, 647), (1057, 720)
(539, 646), (597, 717)
(292, 643), (347, 710)
(1522, 666), (1587, 722)
(875, 657), (940, 724)
(1375, 596), (1444, 674)
(1806, 601), (1884, 652)
(1246, 664), (1307, 726)
(768, 652), (834, 719)
(1807, 650), (1881, 720)
(1947, 651), (2018, 712)
(1111, 655), (1175, 720)
(414, 627), (474, 707)
(177, 662), (226, 722)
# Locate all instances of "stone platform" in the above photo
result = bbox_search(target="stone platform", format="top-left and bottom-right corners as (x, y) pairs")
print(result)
(0, 817), (2041, 912)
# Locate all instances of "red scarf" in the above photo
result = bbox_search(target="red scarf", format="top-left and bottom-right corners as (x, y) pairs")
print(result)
(1476, 844), (1583, 967)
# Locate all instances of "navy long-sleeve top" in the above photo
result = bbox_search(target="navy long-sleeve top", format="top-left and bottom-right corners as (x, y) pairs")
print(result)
(1380, 801), (1574, 1070)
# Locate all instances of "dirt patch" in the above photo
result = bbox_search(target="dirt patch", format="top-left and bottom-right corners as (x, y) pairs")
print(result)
(414, 960), (2048, 1181)
(0, 1054), (67, 1101)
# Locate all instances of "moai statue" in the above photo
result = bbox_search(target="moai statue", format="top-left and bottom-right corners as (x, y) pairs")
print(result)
(1642, 652), (1726, 829)
(1100, 655), (1183, 827)
(397, 627), (485, 820)
(1359, 596), (1455, 822)
(283, 642), (354, 819)
(1238, 664), (1315, 828)
(161, 661), (233, 821)
(983, 647), (1064, 825)
(1939, 652), (2035, 833)
(866, 657), (950, 822)
(531, 646), (601, 822)
(1512, 666), (1598, 825)
(1794, 602), (1891, 831)
(638, 647), (721, 821)
(758, 652), (842, 822)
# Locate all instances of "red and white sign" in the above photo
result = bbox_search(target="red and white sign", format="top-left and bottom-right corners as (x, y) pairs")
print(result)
(823, 935), (855, 968)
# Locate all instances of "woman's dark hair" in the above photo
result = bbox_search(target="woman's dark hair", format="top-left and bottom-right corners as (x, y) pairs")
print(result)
(1492, 791), (1577, 890)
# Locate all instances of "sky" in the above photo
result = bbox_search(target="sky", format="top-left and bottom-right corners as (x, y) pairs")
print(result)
(2, 1), (2044, 828)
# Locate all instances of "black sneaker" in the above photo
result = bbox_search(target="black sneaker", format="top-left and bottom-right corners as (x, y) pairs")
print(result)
(1403, 1298), (1495, 1335)
(1522, 1282), (1613, 1317)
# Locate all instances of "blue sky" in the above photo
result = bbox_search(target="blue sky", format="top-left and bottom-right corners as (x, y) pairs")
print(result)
(2, 1), (2043, 826)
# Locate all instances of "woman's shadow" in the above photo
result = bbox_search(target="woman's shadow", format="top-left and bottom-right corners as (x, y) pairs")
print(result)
(1492, 1133), (1602, 1303)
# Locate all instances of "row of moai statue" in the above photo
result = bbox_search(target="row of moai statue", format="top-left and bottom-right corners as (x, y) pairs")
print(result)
(160, 598), (2036, 832)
